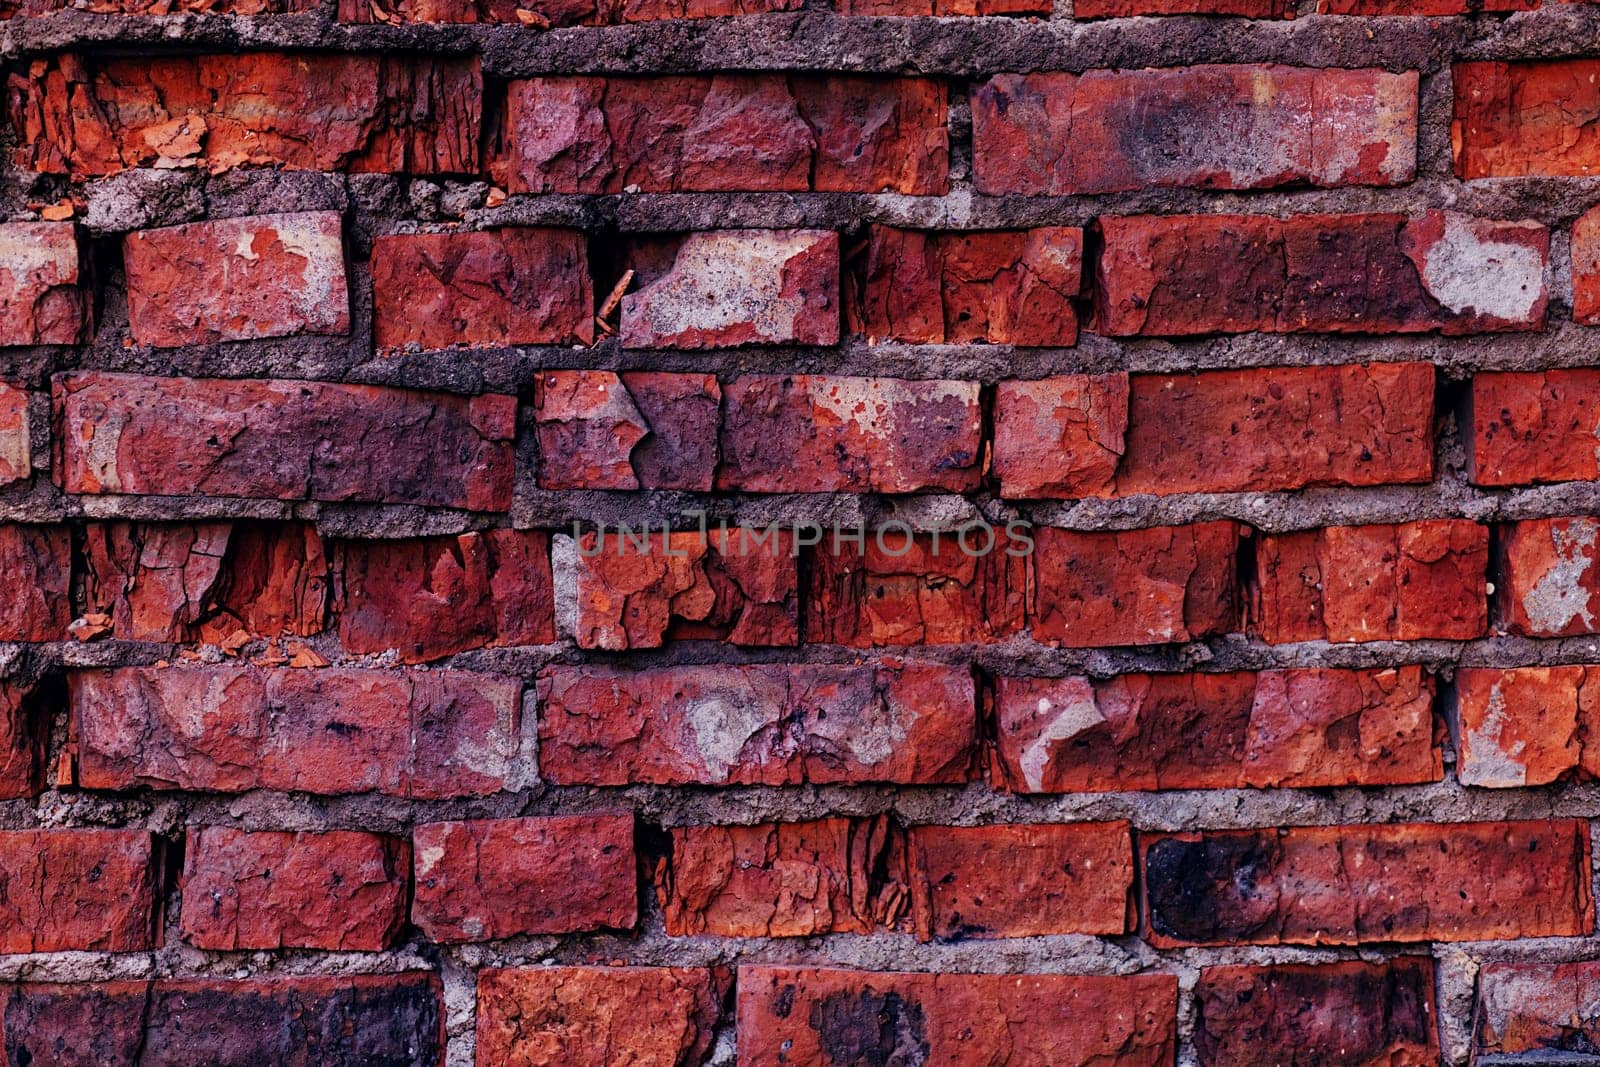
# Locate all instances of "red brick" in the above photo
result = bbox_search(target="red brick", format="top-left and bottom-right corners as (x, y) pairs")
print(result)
(8, 53), (480, 177)
(1453, 59), (1600, 178)
(1195, 959), (1439, 1067)
(613, 0), (795, 14)
(907, 822), (1132, 939)
(620, 230), (839, 349)
(0, 681), (45, 799)
(717, 375), (982, 493)
(534, 370), (720, 491)
(55, 372), (516, 510)
(537, 662), (975, 785)
(336, 529), (553, 661)
(342, 0), (596, 22)
(1032, 522), (1240, 647)
(83, 522), (327, 643)
(1253, 521), (1487, 643)
(806, 529), (1028, 646)
(1097, 212), (1548, 336)
(994, 666), (1440, 792)
(1475, 961), (1600, 1059)
(1455, 665), (1600, 787)
(973, 67), (1415, 196)
(180, 828), (407, 951)
(1078, 0), (1290, 12)
(1471, 369), (1600, 486)
(837, 0), (1047, 13)
(1142, 819), (1592, 946)
(1573, 206), (1600, 324)
(853, 227), (1082, 345)
(660, 817), (887, 936)
(737, 967), (1177, 1065)
(0, 383), (28, 486)
(995, 364), (1435, 499)
(4, 0), (315, 12)
(71, 666), (528, 798)
(412, 815), (636, 942)
(0, 524), (70, 641)
(1497, 517), (1600, 637)
(0, 221), (83, 344)
(500, 75), (946, 194)
(476, 967), (728, 1067)
(372, 228), (592, 351)
(574, 528), (797, 649)
(124, 212), (348, 347)
(0, 829), (157, 952)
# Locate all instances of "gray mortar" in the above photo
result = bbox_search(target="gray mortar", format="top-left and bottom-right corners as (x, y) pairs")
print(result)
(3, 3), (1600, 1065)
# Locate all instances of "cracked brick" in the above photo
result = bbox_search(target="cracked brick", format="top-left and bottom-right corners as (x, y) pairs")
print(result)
(0, 222), (83, 345)
(534, 370), (720, 491)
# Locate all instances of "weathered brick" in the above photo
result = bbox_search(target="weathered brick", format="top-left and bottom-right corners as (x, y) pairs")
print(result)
(534, 370), (720, 491)
(1475, 961), (1600, 1060)
(1327, 0), (1544, 9)
(1471, 369), (1600, 486)
(1143, 819), (1592, 946)
(0, 975), (443, 1067)
(1452, 59), (1600, 178)
(412, 815), (636, 942)
(8, 53), (481, 177)
(1253, 521), (1488, 643)
(56, 372), (516, 510)
(336, 529), (554, 661)
(537, 662), (975, 785)
(621, 230), (839, 348)
(84, 522), (327, 643)
(476, 967), (728, 1067)
(1497, 517), (1600, 637)
(806, 530), (1028, 646)
(0, 383), (28, 486)
(0, 524), (70, 641)
(717, 375), (983, 493)
(659, 817), (889, 937)
(0, 221), (82, 344)
(837, 0), (1047, 13)
(0, 682), (45, 800)
(853, 227), (1082, 345)
(71, 666), (529, 798)
(180, 828), (408, 951)
(0, 829), (157, 952)
(737, 967), (1177, 1065)
(1195, 959), (1439, 1067)
(124, 212), (348, 347)
(1455, 665), (1600, 787)
(1078, 0), (1289, 11)
(7, 0), (314, 12)
(371, 228), (592, 350)
(907, 822), (1132, 939)
(339, 0), (596, 22)
(994, 666), (1440, 792)
(573, 528), (797, 650)
(1032, 522), (1240, 647)
(973, 67), (1416, 196)
(1573, 205), (1600, 325)
(994, 364), (1435, 499)
(1097, 212), (1548, 336)
(500, 75), (946, 194)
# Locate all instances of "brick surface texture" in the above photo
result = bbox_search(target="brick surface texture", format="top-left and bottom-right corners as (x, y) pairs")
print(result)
(0, 0), (1595, 1061)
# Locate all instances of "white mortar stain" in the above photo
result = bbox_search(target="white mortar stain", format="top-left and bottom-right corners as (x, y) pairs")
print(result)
(1018, 681), (1102, 792)
(1523, 519), (1599, 635)
(1419, 214), (1544, 322)
(1459, 681), (1527, 788)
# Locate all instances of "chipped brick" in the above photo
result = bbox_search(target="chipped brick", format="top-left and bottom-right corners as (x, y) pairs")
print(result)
(534, 370), (720, 491)
(0, 830), (157, 953)
(1498, 517), (1600, 637)
(1475, 961), (1600, 1059)
(0, 524), (70, 641)
(0, 221), (83, 345)
(1455, 665), (1600, 787)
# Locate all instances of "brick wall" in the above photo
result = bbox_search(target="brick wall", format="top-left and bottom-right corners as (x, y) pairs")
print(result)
(3, 0), (1600, 1064)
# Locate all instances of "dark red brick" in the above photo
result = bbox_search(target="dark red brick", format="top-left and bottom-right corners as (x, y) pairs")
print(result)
(534, 370), (721, 491)
(0, 829), (157, 953)
(55, 372), (516, 510)
(537, 662), (976, 785)
(412, 815), (636, 942)
(71, 666), (529, 798)
(994, 666), (1440, 792)
(1096, 212), (1548, 336)
(1143, 820), (1592, 946)
(180, 828), (408, 951)
(0, 524), (70, 641)
(1475, 961), (1600, 1059)
(371, 228), (592, 350)
(1031, 522), (1240, 647)
(717, 375), (983, 493)
(336, 529), (554, 662)
(1253, 521), (1488, 643)
(500, 75), (946, 194)
(973, 67), (1415, 195)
